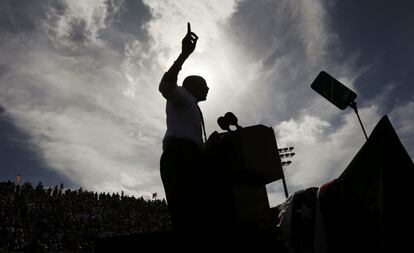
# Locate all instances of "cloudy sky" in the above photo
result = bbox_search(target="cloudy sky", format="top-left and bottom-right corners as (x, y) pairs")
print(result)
(0, 0), (413, 205)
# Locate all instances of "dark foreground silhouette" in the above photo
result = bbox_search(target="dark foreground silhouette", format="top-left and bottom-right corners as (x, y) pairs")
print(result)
(1, 115), (407, 251)
(96, 115), (406, 252)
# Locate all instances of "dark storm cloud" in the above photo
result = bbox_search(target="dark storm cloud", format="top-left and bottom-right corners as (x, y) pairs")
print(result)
(0, 0), (64, 34)
(0, 0), (151, 55)
(227, 0), (342, 125)
(99, 0), (152, 52)
(0, 63), (9, 77)
(229, 0), (305, 65)
(325, 0), (414, 110)
(0, 0), (82, 56)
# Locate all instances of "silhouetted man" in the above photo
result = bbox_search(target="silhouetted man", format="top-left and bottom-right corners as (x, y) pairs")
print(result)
(159, 23), (209, 232)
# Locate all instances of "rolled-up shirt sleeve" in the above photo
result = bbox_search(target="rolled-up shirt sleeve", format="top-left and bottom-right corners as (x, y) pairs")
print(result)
(159, 74), (190, 105)
(159, 72), (177, 98)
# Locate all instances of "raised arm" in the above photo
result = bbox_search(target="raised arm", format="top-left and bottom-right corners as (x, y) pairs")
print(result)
(159, 23), (199, 98)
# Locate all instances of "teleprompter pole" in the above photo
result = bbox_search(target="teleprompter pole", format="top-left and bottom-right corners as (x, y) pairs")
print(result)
(349, 101), (368, 141)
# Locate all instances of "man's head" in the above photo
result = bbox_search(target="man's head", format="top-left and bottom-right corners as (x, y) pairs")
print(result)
(182, 75), (209, 102)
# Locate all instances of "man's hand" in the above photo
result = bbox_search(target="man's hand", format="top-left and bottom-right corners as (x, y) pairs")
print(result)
(181, 22), (198, 57)
(160, 22), (197, 90)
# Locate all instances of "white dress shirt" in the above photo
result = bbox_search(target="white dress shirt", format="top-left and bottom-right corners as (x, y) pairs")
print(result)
(159, 79), (203, 150)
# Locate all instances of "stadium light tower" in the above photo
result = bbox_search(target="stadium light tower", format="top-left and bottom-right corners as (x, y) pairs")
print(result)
(278, 146), (295, 198)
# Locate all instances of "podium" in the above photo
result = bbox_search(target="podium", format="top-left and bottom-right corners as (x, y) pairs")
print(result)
(205, 124), (285, 231)
(95, 124), (289, 250)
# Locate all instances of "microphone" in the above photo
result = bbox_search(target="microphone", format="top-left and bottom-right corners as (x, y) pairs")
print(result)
(217, 116), (231, 132)
(224, 112), (242, 129)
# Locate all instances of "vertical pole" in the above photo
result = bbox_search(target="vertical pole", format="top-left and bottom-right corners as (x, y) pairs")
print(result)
(349, 101), (368, 140)
(281, 170), (289, 198)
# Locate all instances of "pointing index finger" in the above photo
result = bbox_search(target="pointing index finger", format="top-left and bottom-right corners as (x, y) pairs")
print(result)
(187, 22), (191, 34)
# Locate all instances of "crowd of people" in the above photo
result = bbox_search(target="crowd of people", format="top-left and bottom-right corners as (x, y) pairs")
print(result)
(0, 181), (171, 251)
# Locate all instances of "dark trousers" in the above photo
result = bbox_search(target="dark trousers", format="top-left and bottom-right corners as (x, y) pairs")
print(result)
(160, 138), (204, 232)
